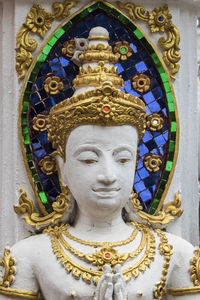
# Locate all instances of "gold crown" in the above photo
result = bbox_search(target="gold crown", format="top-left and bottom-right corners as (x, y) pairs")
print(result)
(47, 83), (146, 160)
(46, 27), (147, 160)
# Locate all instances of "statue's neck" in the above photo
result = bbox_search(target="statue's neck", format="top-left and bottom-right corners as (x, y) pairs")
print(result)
(71, 210), (132, 240)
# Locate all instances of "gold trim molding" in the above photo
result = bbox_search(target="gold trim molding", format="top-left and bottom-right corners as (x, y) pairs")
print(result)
(16, 1), (77, 80)
(132, 191), (183, 227)
(190, 247), (200, 286)
(14, 188), (68, 230)
(167, 286), (200, 296)
(116, 2), (181, 80)
(0, 286), (38, 300)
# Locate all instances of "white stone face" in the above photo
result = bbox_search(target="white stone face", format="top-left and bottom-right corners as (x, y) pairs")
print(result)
(58, 125), (138, 220)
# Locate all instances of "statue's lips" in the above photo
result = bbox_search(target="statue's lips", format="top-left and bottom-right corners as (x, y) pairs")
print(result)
(92, 187), (120, 197)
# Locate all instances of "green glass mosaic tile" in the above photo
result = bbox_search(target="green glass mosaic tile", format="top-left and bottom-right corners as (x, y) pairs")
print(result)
(24, 134), (30, 145)
(55, 28), (65, 39)
(27, 154), (33, 161)
(165, 161), (173, 172)
(79, 9), (90, 18)
(168, 103), (175, 112)
(171, 122), (176, 132)
(163, 171), (170, 180)
(163, 82), (171, 93)
(169, 111), (176, 121)
(33, 61), (42, 74)
(169, 141), (175, 152)
(168, 151), (174, 161)
(160, 179), (167, 190)
(21, 116), (27, 125)
(171, 131), (176, 141)
(38, 53), (47, 63)
(39, 192), (48, 204)
(37, 183), (43, 192)
(28, 161), (33, 168)
(160, 73), (168, 83)
(22, 126), (28, 134)
(99, 2), (112, 12)
(25, 145), (31, 154)
(151, 53), (159, 64)
(29, 72), (37, 83)
(43, 44), (51, 55)
(23, 92), (31, 101)
(48, 36), (58, 47)
(31, 168), (37, 176)
(156, 189), (163, 199)
(22, 102), (29, 112)
(141, 40), (154, 55)
(133, 29), (143, 39)
(62, 22), (72, 32)
(166, 92), (174, 103)
(34, 175), (40, 183)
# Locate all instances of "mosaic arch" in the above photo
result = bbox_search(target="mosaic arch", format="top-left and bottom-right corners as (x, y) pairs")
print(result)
(19, 1), (179, 216)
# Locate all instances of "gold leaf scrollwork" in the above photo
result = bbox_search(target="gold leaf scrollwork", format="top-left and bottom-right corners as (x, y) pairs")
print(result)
(14, 189), (68, 230)
(190, 247), (200, 286)
(0, 249), (15, 288)
(116, 2), (181, 79)
(132, 191), (183, 227)
(16, 1), (77, 80)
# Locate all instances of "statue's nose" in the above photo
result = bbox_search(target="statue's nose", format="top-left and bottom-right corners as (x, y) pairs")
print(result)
(97, 164), (117, 184)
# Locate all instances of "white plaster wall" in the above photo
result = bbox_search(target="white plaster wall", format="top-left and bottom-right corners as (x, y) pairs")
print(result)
(0, 0), (200, 255)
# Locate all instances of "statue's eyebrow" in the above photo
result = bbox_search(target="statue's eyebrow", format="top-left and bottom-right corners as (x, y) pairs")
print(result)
(73, 145), (100, 157)
(113, 145), (134, 156)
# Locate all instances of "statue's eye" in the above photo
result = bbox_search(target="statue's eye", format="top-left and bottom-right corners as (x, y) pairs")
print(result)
(119, 158), (128, 164)
(85, 159), (96, 164)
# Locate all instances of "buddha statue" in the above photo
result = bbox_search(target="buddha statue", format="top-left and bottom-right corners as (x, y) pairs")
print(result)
(0, 27), (199, 300)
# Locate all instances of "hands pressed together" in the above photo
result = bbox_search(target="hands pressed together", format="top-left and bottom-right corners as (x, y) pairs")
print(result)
(94, 265), (127, 300)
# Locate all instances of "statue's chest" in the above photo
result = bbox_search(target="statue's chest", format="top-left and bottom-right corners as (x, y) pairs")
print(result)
(35, 247), (166, 300)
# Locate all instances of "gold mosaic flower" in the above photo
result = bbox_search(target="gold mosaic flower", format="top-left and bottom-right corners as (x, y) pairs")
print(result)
(144, 154), (162, 173)
(113, 41), (133, 61)
(62, 40), (76, 58)
(32, 114), (47, 132)
(159, 243), (173, 256)
(132, 74), (151, 93)
(39, 156), (56, 176)
(148, 5), (172, 33)
(97, 103), (116, 120)
(147, 114), (164, 131)
(25, 4), (53, 38)
(44, 76), (64, 95)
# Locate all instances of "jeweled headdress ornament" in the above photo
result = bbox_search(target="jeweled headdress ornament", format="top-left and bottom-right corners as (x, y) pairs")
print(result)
(47, 27), (147, 160)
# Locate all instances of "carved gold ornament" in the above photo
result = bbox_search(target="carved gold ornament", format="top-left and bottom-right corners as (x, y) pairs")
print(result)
(147, 114), (164, 131)
(0, 287), (38, 300)
(58, 223), (148, 270)
(153, 230), (173, 299)
(0, 249), (15, 288)
(47, 83), (147, 160)
(64, 222), (139, 247)
(190, 247), (200, 286)
(116, 2), (180, 79)
(16, 1), (77, 80)
(44, 223), (156, 284)
(14, 189), (68, 230)
(132, 74), (151, 94)
(62, 40), (76, 58)
(38, 156), (57, 176)
(73, 61), (124, 89)
(44, 76), (64, 95)
(144, 154), (162, 173)
(32, 114), (48, 132)
(79, 44), (118, 64)
(113, 41), (133, 61)
(132, 192), (183, 227)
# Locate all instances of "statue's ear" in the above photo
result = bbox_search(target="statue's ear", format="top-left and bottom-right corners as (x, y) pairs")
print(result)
(56, 154), (69, 187)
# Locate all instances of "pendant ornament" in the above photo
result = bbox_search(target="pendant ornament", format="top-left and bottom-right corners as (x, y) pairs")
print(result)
(16, 1), (77, 80)
(116, 2), (180, 79)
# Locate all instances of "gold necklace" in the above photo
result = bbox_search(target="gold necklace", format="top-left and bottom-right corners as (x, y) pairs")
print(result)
(63, 222), (139, 247)
(59, 228), (146, 270)
(44, 223), (156, 284)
